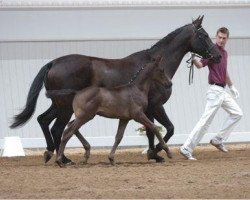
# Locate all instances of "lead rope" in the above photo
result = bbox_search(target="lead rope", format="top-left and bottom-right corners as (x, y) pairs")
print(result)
(186, 53), (202, 85)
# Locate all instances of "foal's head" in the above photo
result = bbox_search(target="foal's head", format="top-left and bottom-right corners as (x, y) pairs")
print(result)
(145, 57), (172, 88)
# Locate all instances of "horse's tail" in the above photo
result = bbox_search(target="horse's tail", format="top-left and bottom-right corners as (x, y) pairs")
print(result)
(46, 89), (77, 98)
(10, 62), (53, 129)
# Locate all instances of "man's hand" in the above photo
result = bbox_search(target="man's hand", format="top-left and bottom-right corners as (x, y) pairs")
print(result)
(229, 85), (240, 99)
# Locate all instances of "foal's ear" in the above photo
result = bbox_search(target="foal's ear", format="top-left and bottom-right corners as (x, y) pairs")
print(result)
(157, 65), (165, 73)
(193, 15), (204, 28)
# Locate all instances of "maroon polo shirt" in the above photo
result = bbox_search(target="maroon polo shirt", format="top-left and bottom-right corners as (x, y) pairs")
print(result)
(201, 44), (227, 86)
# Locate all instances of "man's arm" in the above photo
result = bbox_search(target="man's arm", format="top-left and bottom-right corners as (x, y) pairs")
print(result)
(192, 59), (204, 69)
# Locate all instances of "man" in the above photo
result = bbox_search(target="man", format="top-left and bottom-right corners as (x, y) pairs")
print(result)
(180, 27), (243, 160)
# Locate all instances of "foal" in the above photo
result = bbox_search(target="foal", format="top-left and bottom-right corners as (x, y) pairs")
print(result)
(47, 57), (172, 167)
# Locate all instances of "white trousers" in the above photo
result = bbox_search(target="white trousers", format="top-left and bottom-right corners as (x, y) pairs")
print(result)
(183, 85), (243, 153)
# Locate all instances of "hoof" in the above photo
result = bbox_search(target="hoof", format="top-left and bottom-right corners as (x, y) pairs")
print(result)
(79, 157), (89, 165)
(147, 149), (165, 163)
(166, 149), (173, 159)
(79, 160), (88, 165)
(61, 155), (75, 165)
(84, 151), (90, 162)
(56, 160), (65, 168)
(159, 144), (173, 159)
(108, 157), (115, 165)
(155, 156), (165, 163)
(44, 151), (54, 163)
(65, 160), (76, 166)
(163, 147), (173, 159)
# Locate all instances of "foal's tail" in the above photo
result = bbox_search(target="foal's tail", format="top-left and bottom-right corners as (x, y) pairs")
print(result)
(10, 62), (53, 128)
(46, 89), (77, 98)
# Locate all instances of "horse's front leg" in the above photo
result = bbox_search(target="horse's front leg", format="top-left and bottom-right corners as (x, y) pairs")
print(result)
(144, 110), (165, 162)
(152, 104), (174, 158)
(135, 112), (170, 161)
(109, 120), (129, 165)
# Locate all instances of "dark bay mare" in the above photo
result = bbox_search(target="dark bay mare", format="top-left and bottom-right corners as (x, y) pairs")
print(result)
(10, 16), (221, 163)
(47, 57), (173, 167)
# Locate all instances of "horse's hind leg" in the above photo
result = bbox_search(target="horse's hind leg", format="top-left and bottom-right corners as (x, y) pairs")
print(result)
(51, 109), (73, 165)
(37, 104), (58, 163)
(108, 119), (129, 165)
(74, 130), (91, 164)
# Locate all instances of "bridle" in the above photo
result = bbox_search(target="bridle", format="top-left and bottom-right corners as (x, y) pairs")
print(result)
(187, 24), (217, 84)
(192, 24), (216, 60)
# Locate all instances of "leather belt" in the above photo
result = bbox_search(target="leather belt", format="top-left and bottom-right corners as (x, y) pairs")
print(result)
(210, 83), (225, 88)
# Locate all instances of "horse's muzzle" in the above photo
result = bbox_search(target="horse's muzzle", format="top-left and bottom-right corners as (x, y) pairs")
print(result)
(211, 54), (221, 64)
(208, 45), (221, 64)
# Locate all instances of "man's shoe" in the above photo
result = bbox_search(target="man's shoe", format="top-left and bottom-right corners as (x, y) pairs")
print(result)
(180, 146), (197, 160)
(210, 140), (228, 152)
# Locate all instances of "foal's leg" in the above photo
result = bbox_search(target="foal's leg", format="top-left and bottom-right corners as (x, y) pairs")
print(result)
(67, 120), (91, 163)
(56, 110), (96, 167)
(134, 112), (171, 159)
(56, 118), (83, 167)
(37, 104), (57, 163)
(75, 130), (91, 164)
(108, 119), (129, 165)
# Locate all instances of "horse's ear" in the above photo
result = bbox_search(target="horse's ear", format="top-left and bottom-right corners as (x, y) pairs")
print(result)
(200, 15), (204, 23)
(193, 15), (204, 28)
(192, 15), (199, 23)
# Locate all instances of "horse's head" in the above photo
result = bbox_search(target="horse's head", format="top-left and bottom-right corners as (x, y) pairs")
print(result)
(151, 56), (172, 88)
(189, 16), (221, 63)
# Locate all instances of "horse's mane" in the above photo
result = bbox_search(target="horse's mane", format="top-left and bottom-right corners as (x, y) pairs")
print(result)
(125, 24), (190, 59)
(126, 23), (194, 59)
(150, 24), (190, 50)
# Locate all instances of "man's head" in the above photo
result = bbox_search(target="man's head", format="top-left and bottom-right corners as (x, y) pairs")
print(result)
(216, 27), (229, 48)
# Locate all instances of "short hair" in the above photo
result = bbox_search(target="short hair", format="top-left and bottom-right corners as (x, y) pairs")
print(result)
(216, 27), (229, 38)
